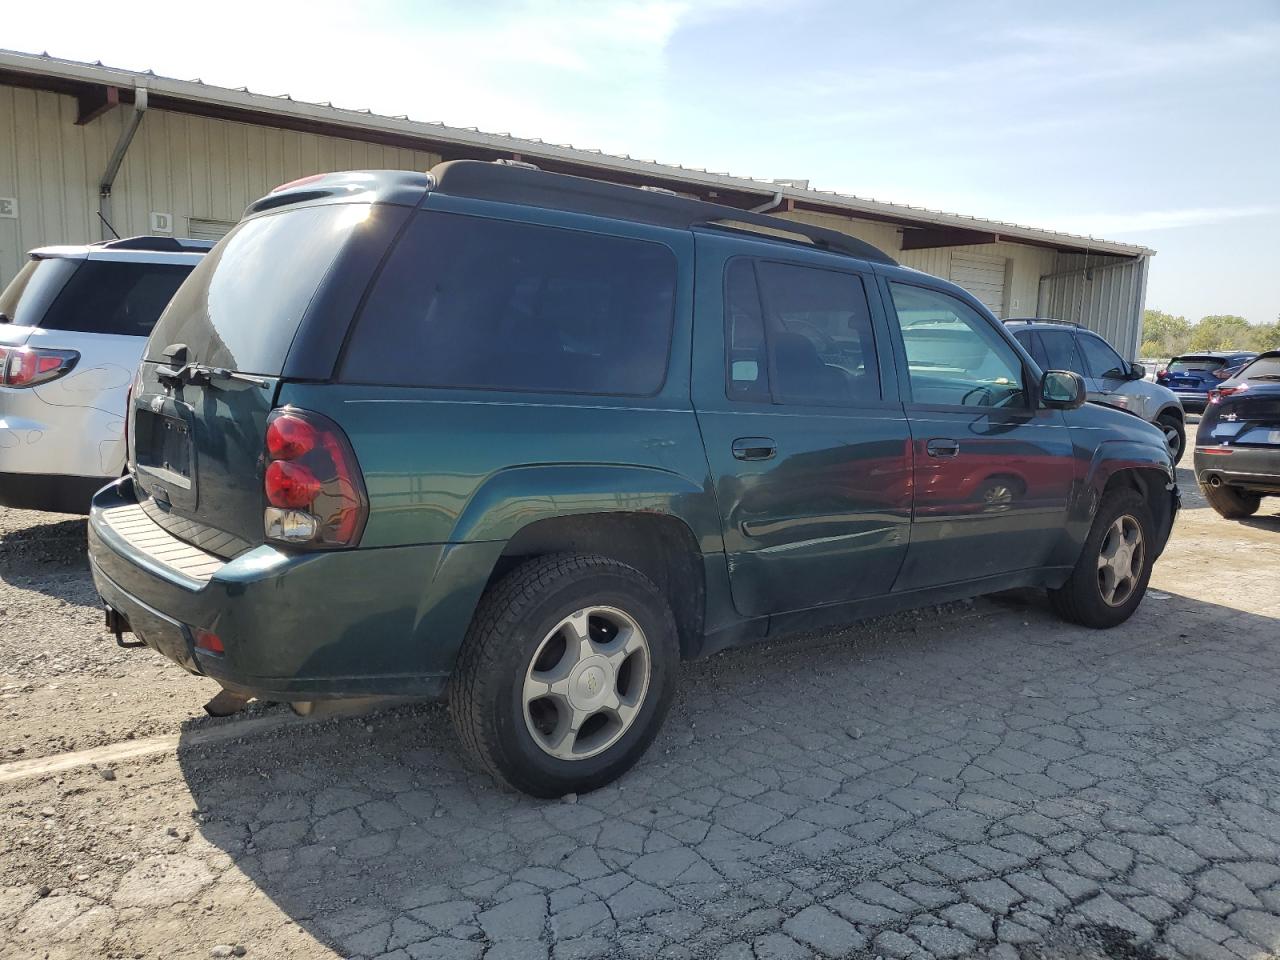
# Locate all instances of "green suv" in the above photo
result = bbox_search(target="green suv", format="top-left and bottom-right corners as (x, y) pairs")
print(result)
(88, 161), (1179, 796)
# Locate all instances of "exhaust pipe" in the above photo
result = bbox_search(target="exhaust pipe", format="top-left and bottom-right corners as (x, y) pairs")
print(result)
(1208, 475), (1223, 488)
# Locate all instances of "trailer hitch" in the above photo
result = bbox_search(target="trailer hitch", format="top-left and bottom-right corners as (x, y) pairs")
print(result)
(104, 605), (145, 648)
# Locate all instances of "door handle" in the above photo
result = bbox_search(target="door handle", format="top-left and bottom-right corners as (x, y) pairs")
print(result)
(732, 437), (777, 461)
(926, 438), (960, 458)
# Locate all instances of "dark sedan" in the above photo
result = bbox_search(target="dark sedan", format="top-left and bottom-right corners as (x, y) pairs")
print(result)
(1194, 351), (1280, 518)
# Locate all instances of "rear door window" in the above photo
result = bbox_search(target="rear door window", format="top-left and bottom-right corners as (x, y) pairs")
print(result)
(41, 260), (192, 336)
(1038, 329), (1085, 375)
(1012, 330), (1049, 369)
(341, 212), (677, 396)
(148, 204), (363, 373)
(726, 259), (880, 406)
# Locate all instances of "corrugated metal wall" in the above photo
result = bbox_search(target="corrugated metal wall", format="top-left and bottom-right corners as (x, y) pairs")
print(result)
(0, 85), (441, 286)
(782, 209), (1059, 319)
(1039, 253), (1148, 360)
(0, 80), (1149, 357)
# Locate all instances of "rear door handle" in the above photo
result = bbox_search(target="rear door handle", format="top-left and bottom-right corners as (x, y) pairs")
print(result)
(732, 437), (777, 461)
(926, 438), (960, 458)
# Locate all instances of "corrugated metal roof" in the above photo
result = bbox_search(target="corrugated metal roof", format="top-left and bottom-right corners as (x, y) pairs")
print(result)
(0, 48), (1154, 258)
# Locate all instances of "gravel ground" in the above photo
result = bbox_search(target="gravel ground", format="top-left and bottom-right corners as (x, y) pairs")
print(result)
(2, 464), (1280, 960)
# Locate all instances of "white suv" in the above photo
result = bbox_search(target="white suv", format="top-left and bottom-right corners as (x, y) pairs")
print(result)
(0, 237), (212, 514)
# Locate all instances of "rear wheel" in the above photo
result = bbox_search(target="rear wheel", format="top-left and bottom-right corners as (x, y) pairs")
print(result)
(449, 554), (679, 797)
(1203, 483), (1261, 519)
(1049, 488), (1155, 628)
(1157, 412), (1186, 465)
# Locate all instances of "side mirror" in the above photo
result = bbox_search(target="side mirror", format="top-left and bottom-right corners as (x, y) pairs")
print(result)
(1041, 370), (1087, 409)
(1129, 361), (1146, 380)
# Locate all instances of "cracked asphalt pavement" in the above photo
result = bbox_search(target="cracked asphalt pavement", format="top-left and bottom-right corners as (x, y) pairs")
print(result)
(3, 464), (1280, 960)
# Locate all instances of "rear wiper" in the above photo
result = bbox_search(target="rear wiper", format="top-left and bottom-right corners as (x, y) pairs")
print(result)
(155, 362), (271, 389)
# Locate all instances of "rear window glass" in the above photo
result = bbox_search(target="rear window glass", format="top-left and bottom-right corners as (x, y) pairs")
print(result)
(341, 211), (677, 396)
(0, 257), (80, 327)
(1168, 356), (1226, 373)
(41, 260), (193, 336)
(148, 204), (363, 374)
(1240, 356), (1280, 380)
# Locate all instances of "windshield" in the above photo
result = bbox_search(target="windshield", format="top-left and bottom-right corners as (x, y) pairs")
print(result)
(1168, 356), (1225, 373)
(147, 203), (367, 374)
(0, 258), (81, 326)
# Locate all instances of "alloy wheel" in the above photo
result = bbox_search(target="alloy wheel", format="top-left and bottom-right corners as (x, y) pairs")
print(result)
(1096, 514), (1145, 606)
(522, 606), (651, 761)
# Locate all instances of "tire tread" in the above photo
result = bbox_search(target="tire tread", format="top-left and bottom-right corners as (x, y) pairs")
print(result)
(448, 553), (672, 793)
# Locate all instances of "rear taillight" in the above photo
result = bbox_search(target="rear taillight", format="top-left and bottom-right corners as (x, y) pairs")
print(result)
(1209, 384), (1248, 404)
(0, 346), (79, 387)
(263, 408), (367, 548)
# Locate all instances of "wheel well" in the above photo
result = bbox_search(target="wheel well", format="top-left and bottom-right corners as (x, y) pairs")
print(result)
(488, 512), (705, 659)
(1103, 468), (1173, 542)
(1156, 406), (1183, 423)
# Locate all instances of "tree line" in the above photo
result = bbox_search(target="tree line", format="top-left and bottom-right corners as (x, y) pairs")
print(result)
(1140, 311), (1280, 359)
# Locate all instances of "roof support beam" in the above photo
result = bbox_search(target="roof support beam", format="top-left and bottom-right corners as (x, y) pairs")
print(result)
(75, 84), (119, 124)
(900, 227), (999, 250)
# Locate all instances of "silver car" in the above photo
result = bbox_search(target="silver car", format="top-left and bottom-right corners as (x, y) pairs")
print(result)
(1006, 319), (1187, 463)
(0, 237), (211, 514)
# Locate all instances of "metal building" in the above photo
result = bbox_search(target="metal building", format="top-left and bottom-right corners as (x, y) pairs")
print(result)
(0, 49), (1153, 357)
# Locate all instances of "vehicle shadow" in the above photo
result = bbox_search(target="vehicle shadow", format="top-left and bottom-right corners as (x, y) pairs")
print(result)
(0, 512), (99, 608)
(176, 591), (1280, 959)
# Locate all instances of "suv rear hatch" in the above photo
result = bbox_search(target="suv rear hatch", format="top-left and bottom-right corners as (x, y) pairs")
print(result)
(130, 192), (417, 557)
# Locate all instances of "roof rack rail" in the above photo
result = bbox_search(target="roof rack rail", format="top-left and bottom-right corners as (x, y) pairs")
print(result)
(1003, 317), (1080, 327)
(94, 236), (217, 253)
(428, 159), (897, 266)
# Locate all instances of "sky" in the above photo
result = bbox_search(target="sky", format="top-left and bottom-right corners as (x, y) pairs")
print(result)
(6, 0), (1279, 323)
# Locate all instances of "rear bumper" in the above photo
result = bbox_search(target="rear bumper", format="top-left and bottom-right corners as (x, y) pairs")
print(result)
(0, 472), (109, 514)
(87, 477), (502, 700)
(1169, 390), (1208, 410)
(1194, 447), (1280, 494)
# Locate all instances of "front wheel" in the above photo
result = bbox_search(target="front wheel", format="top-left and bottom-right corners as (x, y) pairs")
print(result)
(1203, 483), (1261, 519)
(1157, 413), (1186, 465)
(449, 554), (679, 797)
(1049, 488), (1155, 628)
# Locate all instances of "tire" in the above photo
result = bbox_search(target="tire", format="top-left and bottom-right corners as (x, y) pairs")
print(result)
(1156, 412), (1186, 465)
(1049, 488), (1155, 629)
(448, 553), (679, 797)
(1203, 483), (1261, 519)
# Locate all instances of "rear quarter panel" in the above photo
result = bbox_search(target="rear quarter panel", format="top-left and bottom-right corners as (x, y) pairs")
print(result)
(2, 328), (141, 478)
(277, 384), (722, 551)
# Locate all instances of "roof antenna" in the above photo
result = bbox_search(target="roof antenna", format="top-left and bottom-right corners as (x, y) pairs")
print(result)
(97, 211), (121, 240)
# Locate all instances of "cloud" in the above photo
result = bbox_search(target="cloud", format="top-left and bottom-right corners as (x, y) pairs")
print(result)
(1041, 205), (1280, 236)
(2, 0), (764, 155)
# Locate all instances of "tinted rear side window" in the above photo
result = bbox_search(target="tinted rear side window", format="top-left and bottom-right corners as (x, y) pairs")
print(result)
(341, 212), (677, 396)
(1038, 329), (1085, 375)
(0, 257), (80, 327)
(41, 260), (192, 336)
(148, 204), (364, 373)
(1012, 330), (1049, 369)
